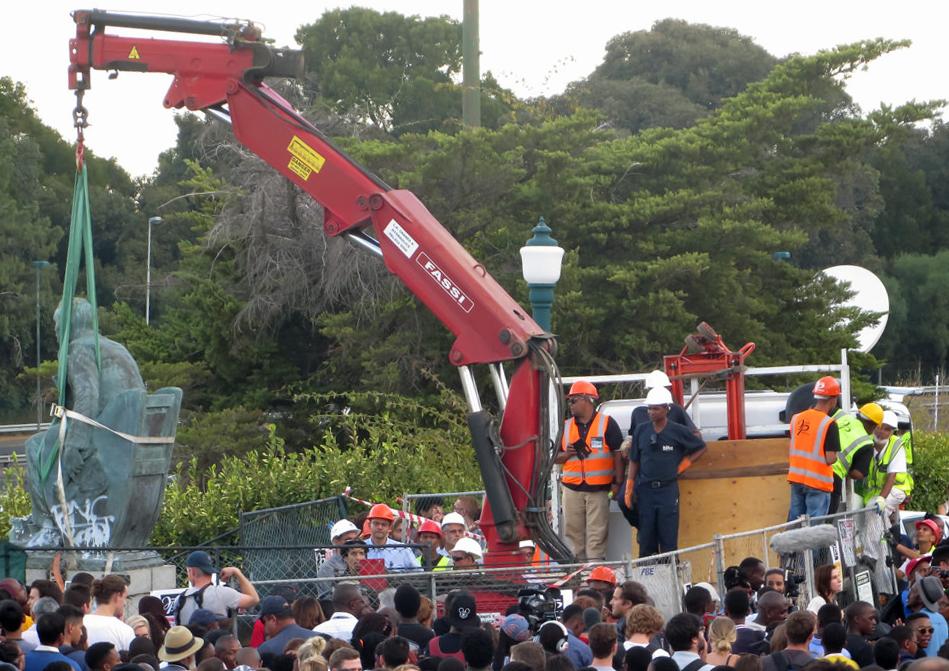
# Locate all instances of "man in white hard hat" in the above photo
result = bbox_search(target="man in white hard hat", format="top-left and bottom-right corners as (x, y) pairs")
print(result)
(619, 370), (700, 528)
(863, 411), (914, 524)
(625, 386), (706, 557)
(626, 370), (699, 435)
(450, 537), (483, 569)
(316, 519), (361, 599)
(432, 512), (469, 571)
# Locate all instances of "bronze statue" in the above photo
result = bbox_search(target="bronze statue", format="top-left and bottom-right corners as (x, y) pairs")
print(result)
(14, 298), (182, 548)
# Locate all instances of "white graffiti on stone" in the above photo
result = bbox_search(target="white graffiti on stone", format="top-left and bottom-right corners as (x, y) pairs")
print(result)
(50, 496), (114, 546)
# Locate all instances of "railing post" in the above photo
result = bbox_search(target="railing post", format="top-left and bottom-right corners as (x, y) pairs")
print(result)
(670, 551), (682, 614)
(802, 514), (816, 604)
(625, 554), (634, 583)
(713, 534), (726, 595)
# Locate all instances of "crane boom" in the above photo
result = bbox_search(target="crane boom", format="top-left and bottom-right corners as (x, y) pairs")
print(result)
(69, 9), (572, 563)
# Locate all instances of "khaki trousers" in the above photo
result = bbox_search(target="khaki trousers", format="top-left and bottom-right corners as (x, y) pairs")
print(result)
(562, 485), (610, 560)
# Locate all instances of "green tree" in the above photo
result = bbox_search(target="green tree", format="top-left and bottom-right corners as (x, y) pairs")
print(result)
(559, 19), (778, 134)
(296, 8), (463, 133)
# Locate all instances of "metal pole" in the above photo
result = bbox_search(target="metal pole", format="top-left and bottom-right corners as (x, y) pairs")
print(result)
(32, 260), (49, 430)
(35, 267), (42, 430)
(146, 216), (162, 325)
(713, 534), (726, 595)
(462, 0), (481, 127)
(840, 349), (851, 411)
(933, 373), (939, 431)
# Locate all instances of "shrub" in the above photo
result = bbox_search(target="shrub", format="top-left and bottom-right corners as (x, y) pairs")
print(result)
(908, 431), (949, 514)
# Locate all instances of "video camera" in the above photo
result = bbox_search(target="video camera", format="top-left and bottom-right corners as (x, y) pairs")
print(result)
(784, 570), (806, 599)
(517, 584), (564, 631)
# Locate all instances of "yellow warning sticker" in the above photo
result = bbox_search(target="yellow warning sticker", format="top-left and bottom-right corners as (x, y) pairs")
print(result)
(287, 136), (325, 181)
(128, 46), (141, 60)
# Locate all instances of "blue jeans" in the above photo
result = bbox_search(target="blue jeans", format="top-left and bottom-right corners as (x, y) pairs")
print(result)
(788, 482), (831, 521)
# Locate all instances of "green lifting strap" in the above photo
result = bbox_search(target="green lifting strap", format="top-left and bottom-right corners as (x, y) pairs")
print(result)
(39, 163), (101, 483)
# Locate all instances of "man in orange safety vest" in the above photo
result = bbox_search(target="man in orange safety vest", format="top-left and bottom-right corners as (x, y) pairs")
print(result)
(555, 381), (625, 561)
(787, 376), (841, 521)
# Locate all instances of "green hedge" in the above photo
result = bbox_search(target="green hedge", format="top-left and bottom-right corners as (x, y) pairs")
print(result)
(909, 431), (949, 514)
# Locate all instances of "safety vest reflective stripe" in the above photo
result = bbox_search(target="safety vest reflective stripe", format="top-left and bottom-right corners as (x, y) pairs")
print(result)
(787, 409), (835, 493)
(561, 413), (614, 486)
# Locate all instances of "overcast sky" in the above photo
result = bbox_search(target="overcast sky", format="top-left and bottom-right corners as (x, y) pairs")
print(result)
(5, 2), (948, 178)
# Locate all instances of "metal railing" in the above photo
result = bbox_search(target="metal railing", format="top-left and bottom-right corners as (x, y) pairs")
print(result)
(14, 505), (892, 625)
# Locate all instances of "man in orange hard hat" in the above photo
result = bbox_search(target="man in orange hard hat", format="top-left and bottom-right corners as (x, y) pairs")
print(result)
(365, 504), (418, 571)
(786, 376), (841, 521)
(415, 519), (443, 570)
(555, 380), (625, 561)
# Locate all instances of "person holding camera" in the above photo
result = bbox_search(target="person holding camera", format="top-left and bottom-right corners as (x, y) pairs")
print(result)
(555, 381), (624, 561)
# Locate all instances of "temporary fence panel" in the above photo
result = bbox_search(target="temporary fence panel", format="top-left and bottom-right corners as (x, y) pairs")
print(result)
(239, 496), (348, 583)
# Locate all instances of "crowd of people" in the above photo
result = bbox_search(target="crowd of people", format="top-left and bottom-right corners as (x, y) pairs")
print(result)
(2, 549), (949, 671)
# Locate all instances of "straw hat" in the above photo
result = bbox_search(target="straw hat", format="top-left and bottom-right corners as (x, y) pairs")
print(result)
(158, 626), (204, 663)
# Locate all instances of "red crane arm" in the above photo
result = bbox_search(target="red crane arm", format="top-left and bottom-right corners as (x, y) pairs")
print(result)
(69, 10), (572, 563)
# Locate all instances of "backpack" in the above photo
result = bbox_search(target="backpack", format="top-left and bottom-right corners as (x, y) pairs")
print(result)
(173, 583), (211, 624)
(681, 659), (706, 671)
(769, 651), (803, 671)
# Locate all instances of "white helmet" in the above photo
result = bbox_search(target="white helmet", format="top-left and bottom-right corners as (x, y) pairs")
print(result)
(644, 370), (672, 389)
(881, 411), (899, 430)
(452, 537), (483, 560)
(645, 387), (673, 406)
(330, 519), (359, 541)
(440, 512), (467, 529)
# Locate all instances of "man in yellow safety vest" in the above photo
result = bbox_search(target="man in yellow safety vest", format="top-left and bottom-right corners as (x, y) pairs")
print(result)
(862, 411), (913, 524)
(829, 402), (883, 513)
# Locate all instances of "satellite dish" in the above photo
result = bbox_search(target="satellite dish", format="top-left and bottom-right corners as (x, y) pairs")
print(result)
(820, 265), (889, 353)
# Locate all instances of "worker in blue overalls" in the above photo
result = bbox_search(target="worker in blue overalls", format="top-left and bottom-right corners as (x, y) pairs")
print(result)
(625, 386), (707, 557)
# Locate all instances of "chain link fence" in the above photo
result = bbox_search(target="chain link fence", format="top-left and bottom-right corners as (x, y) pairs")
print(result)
(239, 496), (347, 583)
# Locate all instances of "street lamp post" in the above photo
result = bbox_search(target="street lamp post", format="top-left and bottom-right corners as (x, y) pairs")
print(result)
(32, 260), (50, 430)
(519, 217), (565, 332)
(146, 216), (162, 325)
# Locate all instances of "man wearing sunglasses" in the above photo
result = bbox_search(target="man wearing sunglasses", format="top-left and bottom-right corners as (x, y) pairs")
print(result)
(555, 381), (625, 562)
(908, 612), (934, 657)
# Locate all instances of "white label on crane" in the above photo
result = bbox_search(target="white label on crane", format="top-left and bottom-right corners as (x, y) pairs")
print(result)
(417, 252), (475, 313)
(383, 219), (419, 259)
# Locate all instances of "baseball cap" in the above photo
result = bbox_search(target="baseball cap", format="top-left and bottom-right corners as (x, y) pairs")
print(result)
(188, 609), (221, 627)
(330, 519), (359, 541)
(906, 555), (932, 578)
(185, 551), (216, 575)
(500, 614), (530, 642)
(259, 595), (292, 618)
(447, 593), (479, 629)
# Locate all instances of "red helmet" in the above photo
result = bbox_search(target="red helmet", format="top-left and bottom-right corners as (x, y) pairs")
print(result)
(813, 376), (841, 399)
(418, 520), (442, 537)
(588, 566), (617, 585)
(367, 503), (396, 522)
(567, 381), (598, 399)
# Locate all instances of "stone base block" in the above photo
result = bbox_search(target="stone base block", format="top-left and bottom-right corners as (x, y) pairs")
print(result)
(27, 552), (179, 609)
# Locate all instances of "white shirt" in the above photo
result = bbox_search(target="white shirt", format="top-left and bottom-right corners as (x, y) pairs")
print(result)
(83, 613), (135, 650)
(313, 611), (358, 643)
(21, 626), (39, 648)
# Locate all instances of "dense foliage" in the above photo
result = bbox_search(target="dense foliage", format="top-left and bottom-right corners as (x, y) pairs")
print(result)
(2, 12), (948, 544)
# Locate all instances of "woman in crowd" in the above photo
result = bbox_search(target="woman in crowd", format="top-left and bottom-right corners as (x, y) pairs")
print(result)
(706, 617), (740, 667)
(807, 564), (842, 613)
